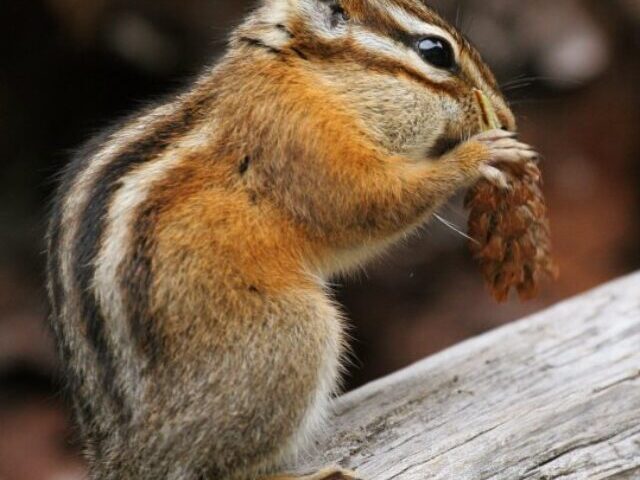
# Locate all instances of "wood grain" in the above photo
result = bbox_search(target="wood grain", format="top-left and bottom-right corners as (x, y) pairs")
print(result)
(296, 273), (640, 480)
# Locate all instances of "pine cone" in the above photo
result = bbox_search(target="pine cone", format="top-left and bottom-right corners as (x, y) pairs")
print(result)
(466, 164), (558, 302)
(467, 91), (558, 302)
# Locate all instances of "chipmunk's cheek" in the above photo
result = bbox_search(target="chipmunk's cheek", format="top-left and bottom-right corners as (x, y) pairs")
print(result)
(447, 91), (495, 138)
(440, 98), (472, 138)
(420, 103), (457, 158)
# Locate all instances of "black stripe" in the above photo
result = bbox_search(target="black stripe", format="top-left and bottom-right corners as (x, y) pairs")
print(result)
(72, 101), (204, 414)
(290, 47), (308, 60)
(240, 36), (283, 55)
(123, 165), (200, 366)
(239, 155), (251, 175)
(275, 23), (293, 38)
(123, 203), (163, 365)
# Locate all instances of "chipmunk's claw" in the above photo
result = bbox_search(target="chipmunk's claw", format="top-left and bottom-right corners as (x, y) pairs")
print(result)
(480, 165), (511, 190)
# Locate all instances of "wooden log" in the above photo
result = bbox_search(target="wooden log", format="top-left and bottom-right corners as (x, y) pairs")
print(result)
(296, 273), (640, 479)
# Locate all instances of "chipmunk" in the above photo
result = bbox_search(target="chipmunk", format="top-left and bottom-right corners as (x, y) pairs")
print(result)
(46, 0), (537, 479)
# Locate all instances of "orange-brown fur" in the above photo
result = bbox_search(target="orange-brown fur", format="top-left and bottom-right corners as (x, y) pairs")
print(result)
(46, 1), (536, 479)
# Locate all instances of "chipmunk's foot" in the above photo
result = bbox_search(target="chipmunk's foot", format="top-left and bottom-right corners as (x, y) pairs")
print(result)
(310, 467), (362, 480)
(266, 466), (363, 480)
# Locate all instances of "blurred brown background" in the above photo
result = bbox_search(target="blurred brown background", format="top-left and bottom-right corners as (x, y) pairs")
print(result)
(0, 1), (639, 479)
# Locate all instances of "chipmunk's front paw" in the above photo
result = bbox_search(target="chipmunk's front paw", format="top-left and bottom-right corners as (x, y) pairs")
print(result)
(471, 129), (539, 188)
(445, 129), (539, 189)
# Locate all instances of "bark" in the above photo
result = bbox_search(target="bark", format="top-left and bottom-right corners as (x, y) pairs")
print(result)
(297, 273), (640, 480)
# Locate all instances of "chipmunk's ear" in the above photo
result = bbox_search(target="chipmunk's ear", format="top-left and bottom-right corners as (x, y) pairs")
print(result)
(303, 0), (350, 34)
(266, 0), (348, 24)
(321, 0), (349, 26)
(262, 0), (348, 30)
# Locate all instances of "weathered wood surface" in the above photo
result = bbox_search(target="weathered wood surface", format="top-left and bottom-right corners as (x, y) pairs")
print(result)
(298, 273), (640, 480)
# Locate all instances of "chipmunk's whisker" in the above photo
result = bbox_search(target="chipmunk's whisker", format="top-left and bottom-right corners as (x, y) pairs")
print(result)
(434, 213), (479, 245)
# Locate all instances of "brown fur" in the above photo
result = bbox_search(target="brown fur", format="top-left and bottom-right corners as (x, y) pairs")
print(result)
(46, 1), (535, 479)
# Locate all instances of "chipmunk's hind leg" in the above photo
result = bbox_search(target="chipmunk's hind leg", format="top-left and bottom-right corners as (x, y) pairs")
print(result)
(265, 467), (363, 480)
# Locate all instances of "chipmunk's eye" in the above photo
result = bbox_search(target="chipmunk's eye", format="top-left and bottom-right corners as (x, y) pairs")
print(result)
(417, 36), (456, 70)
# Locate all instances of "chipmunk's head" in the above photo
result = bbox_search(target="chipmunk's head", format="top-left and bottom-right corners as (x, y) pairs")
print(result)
(236, 0), (515, 159)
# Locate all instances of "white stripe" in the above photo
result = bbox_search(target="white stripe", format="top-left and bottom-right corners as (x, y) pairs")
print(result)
(93, 157), (174, 323)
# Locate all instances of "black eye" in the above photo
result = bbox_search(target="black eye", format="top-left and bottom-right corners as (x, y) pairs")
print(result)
(417, 36), (456, 70)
